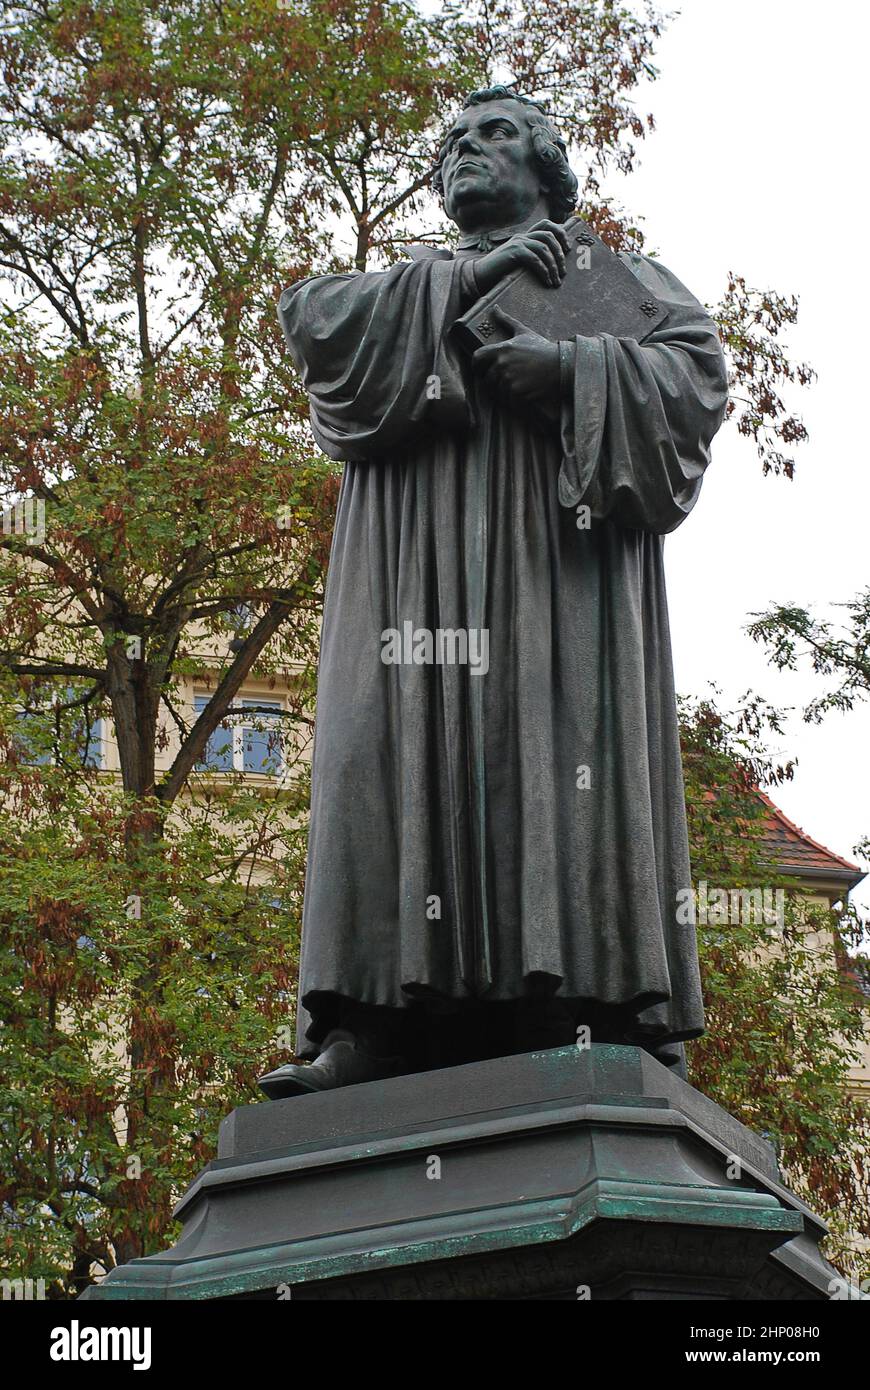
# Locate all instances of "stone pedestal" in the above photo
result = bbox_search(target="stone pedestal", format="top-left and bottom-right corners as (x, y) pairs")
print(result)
(81, 1045), (840, 1300)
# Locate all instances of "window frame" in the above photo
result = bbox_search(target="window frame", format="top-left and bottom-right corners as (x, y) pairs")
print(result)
(193, 693), (285, 776)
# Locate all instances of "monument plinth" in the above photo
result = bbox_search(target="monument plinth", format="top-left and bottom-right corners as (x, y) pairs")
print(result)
(82, 1045), (838, 1301)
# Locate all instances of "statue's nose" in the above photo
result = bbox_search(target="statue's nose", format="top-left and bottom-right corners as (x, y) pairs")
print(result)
(455, 131), (483, 157)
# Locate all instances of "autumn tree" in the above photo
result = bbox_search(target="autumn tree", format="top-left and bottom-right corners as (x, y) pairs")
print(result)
(0, 0), (822, 1294)
(0, 0), (352, 1291)
(682, 694), (869, 1281)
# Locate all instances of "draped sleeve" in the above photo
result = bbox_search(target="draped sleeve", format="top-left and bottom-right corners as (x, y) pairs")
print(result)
(558, 253), (729, 534)
(278, 254), (475, 461)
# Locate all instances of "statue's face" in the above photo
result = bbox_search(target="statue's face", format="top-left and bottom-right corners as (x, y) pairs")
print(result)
(440, 99), (548, 232)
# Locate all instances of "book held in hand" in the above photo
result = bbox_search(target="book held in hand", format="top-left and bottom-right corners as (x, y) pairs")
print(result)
(453, 216), (668, 353)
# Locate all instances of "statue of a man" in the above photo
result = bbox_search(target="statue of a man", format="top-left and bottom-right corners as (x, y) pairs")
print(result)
(259, 87), (728, 1099)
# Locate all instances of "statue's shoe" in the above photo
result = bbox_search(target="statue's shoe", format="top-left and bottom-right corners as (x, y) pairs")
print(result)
(257, 1038), (407, 1100)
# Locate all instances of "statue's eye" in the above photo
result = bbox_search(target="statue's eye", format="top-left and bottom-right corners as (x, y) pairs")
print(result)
(490, 129), (508, 140)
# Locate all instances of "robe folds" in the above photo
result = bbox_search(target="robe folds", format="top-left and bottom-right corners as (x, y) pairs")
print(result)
(279, 245), (729, 1056)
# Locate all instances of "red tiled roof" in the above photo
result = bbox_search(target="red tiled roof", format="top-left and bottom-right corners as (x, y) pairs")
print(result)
(758, 791), (866, 891)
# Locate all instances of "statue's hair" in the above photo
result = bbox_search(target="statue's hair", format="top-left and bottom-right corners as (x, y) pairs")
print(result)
(432, 86), (579, 224)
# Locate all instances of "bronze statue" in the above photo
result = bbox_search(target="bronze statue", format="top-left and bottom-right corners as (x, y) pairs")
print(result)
(259, 87), (728, 1099)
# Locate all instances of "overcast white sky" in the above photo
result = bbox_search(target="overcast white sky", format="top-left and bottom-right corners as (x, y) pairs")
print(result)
(594, 0), (870, 912)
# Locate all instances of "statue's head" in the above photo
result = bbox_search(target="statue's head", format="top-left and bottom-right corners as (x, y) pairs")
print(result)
(433, 86), (579, 233)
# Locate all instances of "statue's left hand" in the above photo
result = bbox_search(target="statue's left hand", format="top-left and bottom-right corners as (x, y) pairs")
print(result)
(471, 307), (560, 407)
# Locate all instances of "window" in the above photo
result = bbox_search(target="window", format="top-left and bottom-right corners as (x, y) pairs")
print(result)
(220, 603), (255, 631)
(241, 699), (282, 775)
(14, 708), (52, 765)
(77, 716), (104, 769)
(194, 695), (234, 772)
(220, 603), (256, 654)
(194, 694), (283, 776)
(14, 693), (103, 769)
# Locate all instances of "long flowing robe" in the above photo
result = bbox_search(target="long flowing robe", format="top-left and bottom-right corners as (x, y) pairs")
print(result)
(279, 244), (728, 1056)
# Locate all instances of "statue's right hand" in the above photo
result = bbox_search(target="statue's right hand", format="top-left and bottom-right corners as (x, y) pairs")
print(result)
(472, 220), (569, 294)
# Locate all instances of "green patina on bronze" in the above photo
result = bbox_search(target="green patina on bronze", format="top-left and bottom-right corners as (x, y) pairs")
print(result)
(82, 1046), (833, 1302)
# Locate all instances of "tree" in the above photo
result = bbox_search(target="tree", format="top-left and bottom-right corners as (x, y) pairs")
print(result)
(748, 590), (870, 725)
(682, 693), (870, 1281)
(0, 685), (311, 1291)
(743, 586), (870, 1277)
(0, 0), (820, 1293)
(747, 573), (870, 867)
(280, 0), (666, 267)
(0, 0), (341, 1291)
